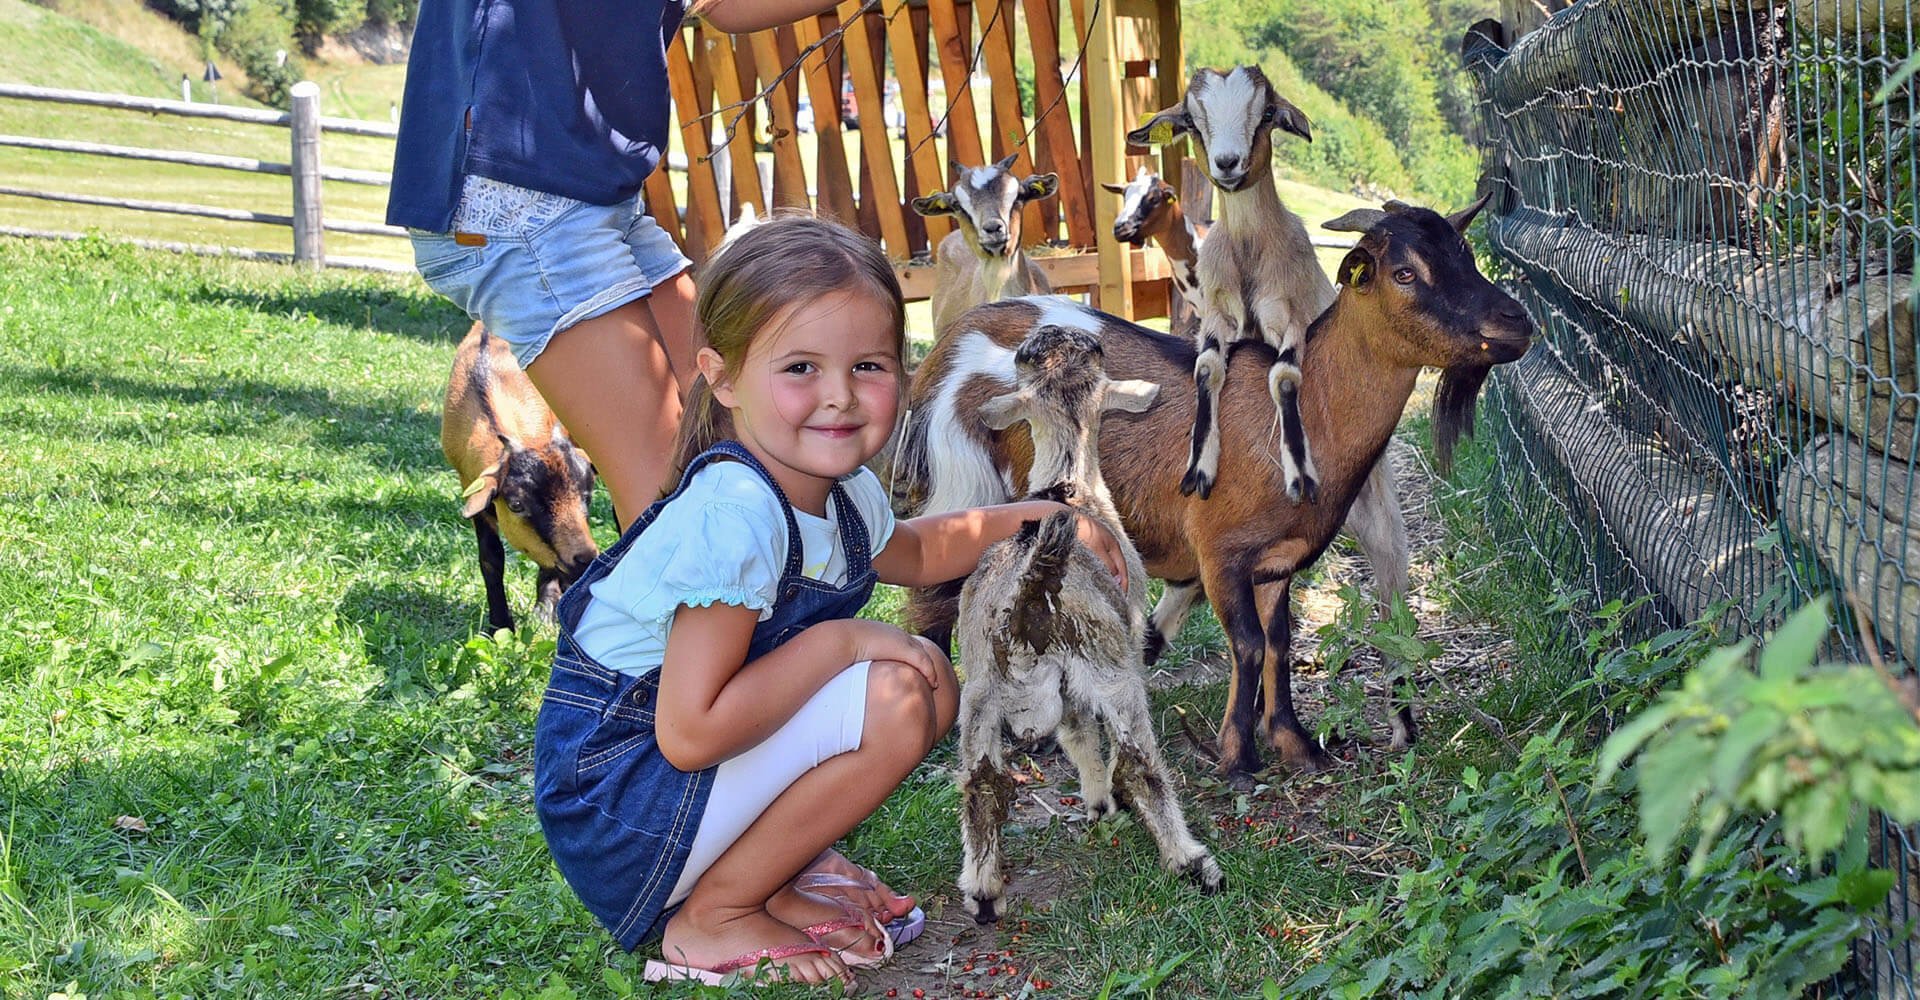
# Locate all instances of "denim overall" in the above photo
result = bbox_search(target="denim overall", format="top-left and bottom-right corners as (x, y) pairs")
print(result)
(533, 440), (878, 950)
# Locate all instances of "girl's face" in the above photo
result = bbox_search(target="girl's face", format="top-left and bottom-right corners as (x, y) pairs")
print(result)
(701, 288), (903, 513)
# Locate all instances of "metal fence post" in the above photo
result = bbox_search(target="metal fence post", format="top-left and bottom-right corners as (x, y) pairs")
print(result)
(289, 81), (323, 269)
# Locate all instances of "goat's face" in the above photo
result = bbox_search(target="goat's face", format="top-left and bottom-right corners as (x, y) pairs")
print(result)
(979, 326), (1159, 452)
(1127, 67), (1311, 194)
(1323, 195), (1533, 368)
(913, 154), (1060, 259)
(1101, 166), (1177, 246)
(462, 429), (599, 582)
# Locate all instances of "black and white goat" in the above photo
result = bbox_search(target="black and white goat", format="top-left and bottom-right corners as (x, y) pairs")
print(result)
(954, 325), (1223, 920)
(912, 155), (1059, 337)
(905, 199), (1533, 783)
(1129, 66), (1326, 504)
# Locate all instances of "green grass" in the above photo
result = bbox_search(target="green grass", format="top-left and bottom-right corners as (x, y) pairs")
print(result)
(0, 234), (1595, 998)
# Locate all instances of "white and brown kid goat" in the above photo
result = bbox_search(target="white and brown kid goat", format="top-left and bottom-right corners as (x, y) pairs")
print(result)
(903, 199), (1533, 783)
(1129, 66), (1326, 504)
(441, 322), (598, 632)
(911, 154), (1060, 337)
(1103, 165), (1208, 329)
(955, 324), (1223, 921)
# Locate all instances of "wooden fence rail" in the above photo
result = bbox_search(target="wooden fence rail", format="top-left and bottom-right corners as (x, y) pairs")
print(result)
(0, 80), (398, 270)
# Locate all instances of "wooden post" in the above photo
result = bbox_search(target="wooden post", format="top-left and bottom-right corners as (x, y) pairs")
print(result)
(1086, 0), (1129, 315)
(288, 81), (323, 270)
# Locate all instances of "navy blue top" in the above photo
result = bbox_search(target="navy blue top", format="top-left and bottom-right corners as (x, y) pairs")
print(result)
(386, 0), (688, 232)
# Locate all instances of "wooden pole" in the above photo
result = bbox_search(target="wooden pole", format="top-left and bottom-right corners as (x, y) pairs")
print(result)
(1780, 434), (1920, 669)
(288, 81), (323, 270)
(1086, 0), (1129, 316)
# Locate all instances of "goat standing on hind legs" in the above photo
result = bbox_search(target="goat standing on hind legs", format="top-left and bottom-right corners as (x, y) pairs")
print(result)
(1129, 66), (1325, 504)
(902, 198), (1533, 786)
(954, 325), (1223, 922)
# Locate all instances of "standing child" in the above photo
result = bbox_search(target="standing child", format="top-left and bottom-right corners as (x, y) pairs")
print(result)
(534, 215), (1129, 987)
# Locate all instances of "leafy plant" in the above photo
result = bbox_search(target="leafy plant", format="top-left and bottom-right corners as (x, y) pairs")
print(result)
(1599, 597), (1920, 872)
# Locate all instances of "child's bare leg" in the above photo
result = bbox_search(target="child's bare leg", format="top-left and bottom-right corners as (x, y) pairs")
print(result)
(524, 298), (683, 530)
(660, 660), (959, 980)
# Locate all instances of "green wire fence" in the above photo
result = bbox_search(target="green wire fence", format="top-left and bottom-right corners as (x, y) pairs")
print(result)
(1464, 1), (1916, 994)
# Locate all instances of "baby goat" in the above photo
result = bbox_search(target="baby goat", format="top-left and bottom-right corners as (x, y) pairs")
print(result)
(912, 154), (1059, 337)
(907, 199), (1533, 783)
(1130, 66), (1325, 503)
(441, 322), (598, 632)
(955, 325), (1223, 921)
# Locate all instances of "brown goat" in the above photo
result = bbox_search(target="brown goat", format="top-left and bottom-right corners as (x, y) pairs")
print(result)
(441, 322), (599, 632)
(899, 199), (1533, 782)
(1102, 165), (1208, 329)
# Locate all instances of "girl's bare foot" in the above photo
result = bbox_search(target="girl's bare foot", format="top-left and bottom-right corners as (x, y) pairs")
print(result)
(769, 885), (889, 965)
(658, 904), (851, 986)
(791, 849), (915, 922)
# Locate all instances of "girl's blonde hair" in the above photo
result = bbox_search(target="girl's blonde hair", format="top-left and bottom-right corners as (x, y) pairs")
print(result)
(666, 213), (907, 491)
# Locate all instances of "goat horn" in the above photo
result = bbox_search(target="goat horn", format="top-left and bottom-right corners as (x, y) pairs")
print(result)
(1321, 208), (1388, 233)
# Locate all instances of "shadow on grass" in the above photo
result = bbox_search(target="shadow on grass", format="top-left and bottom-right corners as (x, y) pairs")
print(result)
(182, 283), (470, 345)
(18, 366), (444, 470)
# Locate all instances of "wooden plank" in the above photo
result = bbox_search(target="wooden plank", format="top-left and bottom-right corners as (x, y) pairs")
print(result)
(1084, 0), (1129, 315)
(706, 32), (768, 216)
(643, 166), (685, 250)
(837, 0), (911, 256)
(667, 27), (726, 258)
(1155, 0), (1184, 186)
(1023, 0), (1090, 246)
(891, 247), (1171, 302)
(0, 134), (389, 185)
(885, 0), (951, 248)
(748, 29), (811, 210)
(974, 0), (1042, 244)
(791, 14), (858, 223)
(902, 1), (934, 253)
(926, 0), (985, 170)
(0, 82), (398, 137)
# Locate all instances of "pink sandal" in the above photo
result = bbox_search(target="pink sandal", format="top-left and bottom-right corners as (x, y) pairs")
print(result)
(799, 906), (893, 968)
(642, 943), (837, 986)
(793, 870), (927, 950)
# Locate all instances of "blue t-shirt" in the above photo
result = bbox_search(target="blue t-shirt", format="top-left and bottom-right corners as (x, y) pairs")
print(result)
(386, 0), (688, 232)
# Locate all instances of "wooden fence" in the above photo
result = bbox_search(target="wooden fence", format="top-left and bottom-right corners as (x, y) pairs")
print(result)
(647, 0), (1187, 319)
(0, 80), (407, 271)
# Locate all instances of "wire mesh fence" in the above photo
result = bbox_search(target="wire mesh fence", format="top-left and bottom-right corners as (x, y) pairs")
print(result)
(1463, 1), (1917, 994)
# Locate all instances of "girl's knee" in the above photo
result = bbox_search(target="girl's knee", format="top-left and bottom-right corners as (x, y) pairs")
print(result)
(865, 660), (947, 749)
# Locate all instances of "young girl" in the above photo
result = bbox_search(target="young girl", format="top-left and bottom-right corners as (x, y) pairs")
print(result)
(533, 215), (1129, 987)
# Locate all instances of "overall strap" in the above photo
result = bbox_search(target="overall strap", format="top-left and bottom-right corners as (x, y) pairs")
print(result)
(826, 481), (874, 578)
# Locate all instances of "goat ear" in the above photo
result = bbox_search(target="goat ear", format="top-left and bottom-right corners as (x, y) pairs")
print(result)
(459, 460), (503, 518)
(912, 192), (958, 217)
(1126, 105), (1191, 148)
(979, 389), (1032, 430)
(1322, 207), (1387, 233)
(1100, 181), (1129, 194)
(1336, 245), (1377, 291)
(1019, 173), (1060, 202)
(1271, 98), (1312, 142)
(1446, 191), (1494, 233)
(1101, 379), (1160, 413)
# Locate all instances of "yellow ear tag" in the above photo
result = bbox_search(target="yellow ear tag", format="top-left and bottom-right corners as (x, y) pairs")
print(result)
(1137, 114), (1176, 146)
(461, 476), (490, 499)
(1347, 262), (1368, 287)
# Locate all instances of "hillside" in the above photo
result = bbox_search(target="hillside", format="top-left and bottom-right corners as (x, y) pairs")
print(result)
(0, 0), (253, 102)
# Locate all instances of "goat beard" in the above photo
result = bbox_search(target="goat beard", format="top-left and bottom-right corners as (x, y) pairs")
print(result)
(1432, 363), (1493, 477)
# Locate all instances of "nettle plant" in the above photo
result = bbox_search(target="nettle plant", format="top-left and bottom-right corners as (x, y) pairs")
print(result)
(1287, 596), (1920, 1000)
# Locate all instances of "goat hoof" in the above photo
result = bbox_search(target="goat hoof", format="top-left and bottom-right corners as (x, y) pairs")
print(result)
(1221, 768), (1259, 793)
(1142, 627), (1168, 665)
(1184, 855), (1226, 894)
(1179, 468), (1213, 499)
(970, 896), (1000, 924)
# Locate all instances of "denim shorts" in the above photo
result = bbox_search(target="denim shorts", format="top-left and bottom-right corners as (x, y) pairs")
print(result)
(410, 175), (693, 369)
